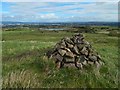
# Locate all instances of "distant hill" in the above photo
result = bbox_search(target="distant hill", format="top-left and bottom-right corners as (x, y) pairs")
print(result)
(2, 21), (120, 27)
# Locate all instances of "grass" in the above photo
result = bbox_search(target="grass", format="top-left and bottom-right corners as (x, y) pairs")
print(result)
(2, 30), (73, 41)
(2, 29), (119, 88)
(3, 70), (41, 88)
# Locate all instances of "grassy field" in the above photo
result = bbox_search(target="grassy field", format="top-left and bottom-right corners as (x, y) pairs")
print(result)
(2, 29), (119, 88)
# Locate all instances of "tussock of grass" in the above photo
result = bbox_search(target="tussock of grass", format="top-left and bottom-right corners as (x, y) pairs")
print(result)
(3, 70), (41, 88)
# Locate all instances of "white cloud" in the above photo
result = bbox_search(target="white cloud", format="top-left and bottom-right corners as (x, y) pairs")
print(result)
(40, 13), (58, 19)
(2, 2), (118, 22)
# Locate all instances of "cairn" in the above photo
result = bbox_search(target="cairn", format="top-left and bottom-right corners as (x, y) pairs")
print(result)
(46, 33), (103, 69)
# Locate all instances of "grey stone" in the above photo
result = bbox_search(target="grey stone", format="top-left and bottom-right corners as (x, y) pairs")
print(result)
(58, 49), (66, 56)
(54, 53), (63, 62)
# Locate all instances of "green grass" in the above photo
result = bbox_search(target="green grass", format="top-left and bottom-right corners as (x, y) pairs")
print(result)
(2, 30), (73, 41)
(2, 30), (119, 88)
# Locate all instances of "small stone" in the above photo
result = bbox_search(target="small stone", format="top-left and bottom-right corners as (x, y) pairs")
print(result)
(65, 51), (74, 58)
(80, 47), (88, 56)
(82, 60), (87, 66)
(58, 49), (66, 56)
(54, 53), (63, 62)
(88, 61), (94, 65)
(89, 55), (98, 61)
(73, 45), (79, 54)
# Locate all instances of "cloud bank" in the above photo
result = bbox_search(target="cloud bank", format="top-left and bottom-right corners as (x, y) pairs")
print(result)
(2, 2), (118, 22)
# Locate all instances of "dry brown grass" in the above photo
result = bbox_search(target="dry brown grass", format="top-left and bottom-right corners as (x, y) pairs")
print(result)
(2, 70), (41, 88)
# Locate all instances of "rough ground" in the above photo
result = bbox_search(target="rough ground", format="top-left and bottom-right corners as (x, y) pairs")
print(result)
(2, 30), (119, 88)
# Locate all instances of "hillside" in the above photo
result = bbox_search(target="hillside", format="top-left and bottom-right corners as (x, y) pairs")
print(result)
(2, 28), (119, 88)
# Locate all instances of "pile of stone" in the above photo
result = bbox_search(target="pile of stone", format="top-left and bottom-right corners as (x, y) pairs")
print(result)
(46, 33), (103, 69)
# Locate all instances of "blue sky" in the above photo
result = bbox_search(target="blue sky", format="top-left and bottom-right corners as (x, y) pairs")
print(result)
(1, 2), (118, 22)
